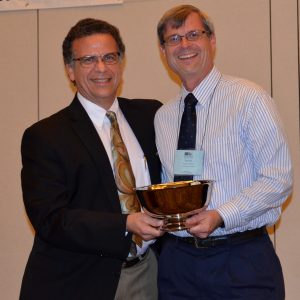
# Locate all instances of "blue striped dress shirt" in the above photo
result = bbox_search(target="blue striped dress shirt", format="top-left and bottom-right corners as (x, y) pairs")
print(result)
(154, 66), (293, 237)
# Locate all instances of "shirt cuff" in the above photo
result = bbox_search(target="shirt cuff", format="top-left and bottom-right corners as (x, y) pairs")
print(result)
(217, 201), (243, 231)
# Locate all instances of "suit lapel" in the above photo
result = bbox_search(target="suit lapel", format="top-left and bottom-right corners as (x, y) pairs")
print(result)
(119, 98), (147, 155)
(67, 97), (121, 211)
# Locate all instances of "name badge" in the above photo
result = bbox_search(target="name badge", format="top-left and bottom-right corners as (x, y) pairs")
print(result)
(173, 150), (204, 176)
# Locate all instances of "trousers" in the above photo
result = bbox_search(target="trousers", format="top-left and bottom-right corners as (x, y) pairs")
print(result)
(114, 248), (158, 300)
(158, 232), (284, 300)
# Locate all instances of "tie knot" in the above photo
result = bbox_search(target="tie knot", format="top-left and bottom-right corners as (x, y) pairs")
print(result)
(184, 93), (197, 108)
(106, 111), (117, 124)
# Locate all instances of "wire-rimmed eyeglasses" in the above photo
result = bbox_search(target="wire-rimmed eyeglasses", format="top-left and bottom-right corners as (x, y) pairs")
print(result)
(72, 52), (121, 67)
(163, 30), (209, 46)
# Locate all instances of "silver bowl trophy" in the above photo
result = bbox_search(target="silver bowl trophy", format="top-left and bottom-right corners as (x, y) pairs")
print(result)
(135, 180), (213, 231)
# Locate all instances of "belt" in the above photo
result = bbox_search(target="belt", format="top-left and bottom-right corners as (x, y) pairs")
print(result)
(167, 227), (267, 248)
(122, 249), (148, 268)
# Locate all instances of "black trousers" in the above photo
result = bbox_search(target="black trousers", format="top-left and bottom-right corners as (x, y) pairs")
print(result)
(158, 232), (284, 300)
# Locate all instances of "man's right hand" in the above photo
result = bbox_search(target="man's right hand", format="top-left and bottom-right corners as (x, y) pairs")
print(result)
(126, 212), (164, 241)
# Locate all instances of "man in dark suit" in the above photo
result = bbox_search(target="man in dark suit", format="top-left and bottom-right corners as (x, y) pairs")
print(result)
(20, 18), (164, 300)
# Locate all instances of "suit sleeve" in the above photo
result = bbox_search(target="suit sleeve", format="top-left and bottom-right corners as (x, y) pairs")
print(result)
(21, 124), (132, 259)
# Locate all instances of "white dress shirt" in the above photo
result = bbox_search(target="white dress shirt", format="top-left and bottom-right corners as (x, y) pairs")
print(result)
(78, 92), (152, 254)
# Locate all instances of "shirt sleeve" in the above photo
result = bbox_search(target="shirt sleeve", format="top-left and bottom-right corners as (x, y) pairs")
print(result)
(217, 90), (293, 230)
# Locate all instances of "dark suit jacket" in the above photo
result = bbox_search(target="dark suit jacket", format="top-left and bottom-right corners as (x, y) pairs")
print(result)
(19, 96), (162, 300)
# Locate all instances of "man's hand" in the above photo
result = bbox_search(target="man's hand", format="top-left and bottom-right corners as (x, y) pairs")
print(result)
(185, 210), (223, 238)
(126, 212), (164, 241)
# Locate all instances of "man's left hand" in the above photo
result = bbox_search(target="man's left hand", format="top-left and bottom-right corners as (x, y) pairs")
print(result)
(185, 210), (223, 238)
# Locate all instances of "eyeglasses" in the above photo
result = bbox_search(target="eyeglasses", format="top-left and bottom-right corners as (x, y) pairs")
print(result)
(164, 30), (208, 46)
(72, 52), (120, 67)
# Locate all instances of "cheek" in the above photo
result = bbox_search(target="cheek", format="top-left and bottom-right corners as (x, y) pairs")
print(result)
(165, 50), (177, 65)
(78, 70), (93, 86)
(201, 48), (214, 63)
(113, 68), (123, 86)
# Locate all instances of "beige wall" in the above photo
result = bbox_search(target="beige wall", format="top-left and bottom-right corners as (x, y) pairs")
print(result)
(0, 0), (299, 299)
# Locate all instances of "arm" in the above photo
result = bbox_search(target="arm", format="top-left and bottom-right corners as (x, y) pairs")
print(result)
(21, 124), (131, 258)
(219, 91), (293, 230)
(187, 90), (292, 237)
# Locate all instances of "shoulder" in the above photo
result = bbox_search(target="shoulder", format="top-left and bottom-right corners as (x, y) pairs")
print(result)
(22, 106), (72, 144)
(217, 74), (275, 113)
(220, 74), (269, 96)
(155, 97), (179, 119)
(118, 97), (162, 111)
(217, 74), (279, 125)
(26, 106), (69, 131)
(118, 98), (163, 121)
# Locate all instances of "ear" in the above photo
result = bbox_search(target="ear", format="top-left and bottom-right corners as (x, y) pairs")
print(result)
(160, 45), (166, 57)
(65, 64), (75, 82)
(210, 33), (216, 49)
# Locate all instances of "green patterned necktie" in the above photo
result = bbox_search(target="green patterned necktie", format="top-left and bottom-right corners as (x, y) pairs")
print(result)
(106, 111), (142, 255)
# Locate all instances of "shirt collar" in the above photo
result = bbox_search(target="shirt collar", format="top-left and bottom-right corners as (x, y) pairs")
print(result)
(181, 66), (222, 106)
(77, 92), (120, 128)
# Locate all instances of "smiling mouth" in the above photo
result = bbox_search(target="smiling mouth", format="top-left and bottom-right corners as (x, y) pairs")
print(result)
(92, 78), (111, 83)
(178, 53), (198, 60)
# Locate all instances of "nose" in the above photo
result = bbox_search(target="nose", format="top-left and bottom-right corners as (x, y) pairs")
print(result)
(180, 36), (190, 48)
(94, 57), (107, 71)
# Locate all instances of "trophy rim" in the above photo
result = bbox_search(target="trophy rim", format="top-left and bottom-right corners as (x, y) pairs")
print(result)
(134, 179), (214, 191)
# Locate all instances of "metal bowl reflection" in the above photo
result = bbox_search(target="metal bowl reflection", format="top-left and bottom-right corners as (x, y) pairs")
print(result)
(135, 180), (213, 231)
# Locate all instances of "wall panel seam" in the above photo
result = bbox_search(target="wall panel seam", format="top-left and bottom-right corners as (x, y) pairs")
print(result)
(37, 9), (40, 121)
(297, 0), (300, 136)
(269, 0), (277, 250)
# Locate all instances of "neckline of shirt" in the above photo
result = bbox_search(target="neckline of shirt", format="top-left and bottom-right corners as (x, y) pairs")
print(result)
(181, 66), (222, 106)
(77, 92), (120, 128)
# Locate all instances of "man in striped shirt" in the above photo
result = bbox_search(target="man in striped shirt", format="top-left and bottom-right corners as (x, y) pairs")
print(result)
(154, 4), (292, 300)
